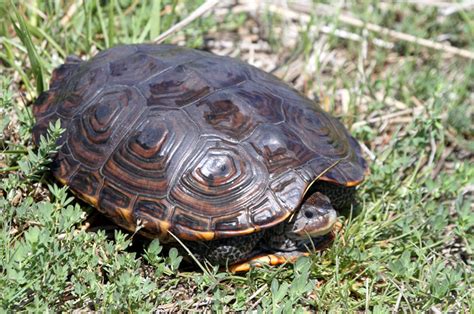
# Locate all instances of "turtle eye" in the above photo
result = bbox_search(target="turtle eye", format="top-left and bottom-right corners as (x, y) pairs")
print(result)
(304, 210), (314, 219)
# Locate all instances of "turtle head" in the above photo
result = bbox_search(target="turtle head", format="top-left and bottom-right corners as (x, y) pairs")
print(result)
(287, 192), (337, 239)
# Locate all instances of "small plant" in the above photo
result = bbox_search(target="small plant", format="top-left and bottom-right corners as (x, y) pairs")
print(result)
(2, 120), (63, 191)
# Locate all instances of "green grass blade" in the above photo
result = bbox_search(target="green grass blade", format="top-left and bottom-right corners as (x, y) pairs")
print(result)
(95, 0), (109, 48)
(10, 3), (45, 95)
(149, 0), (162, 40)
(107, 0), (115, 46)
(0, 39), (35, 94)
(26, 23), (66, 58)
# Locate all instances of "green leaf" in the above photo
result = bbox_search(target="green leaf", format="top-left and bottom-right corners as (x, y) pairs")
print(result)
(274, 281), (289, 303)
(24, 226), (41, 245)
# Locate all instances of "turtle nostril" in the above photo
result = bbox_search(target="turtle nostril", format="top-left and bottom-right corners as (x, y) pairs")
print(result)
(304, 210), (314, 219)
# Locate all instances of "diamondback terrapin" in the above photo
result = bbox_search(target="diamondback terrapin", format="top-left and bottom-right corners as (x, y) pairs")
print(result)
(32, 44), (367, 269)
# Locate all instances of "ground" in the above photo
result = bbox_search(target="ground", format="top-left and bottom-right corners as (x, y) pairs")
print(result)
(0, 0), (473, 312)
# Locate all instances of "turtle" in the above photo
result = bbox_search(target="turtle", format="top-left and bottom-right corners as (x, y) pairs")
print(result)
(32, 44), (367, 269)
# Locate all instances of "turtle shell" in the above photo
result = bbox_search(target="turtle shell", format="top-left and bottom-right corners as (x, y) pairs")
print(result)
(32, 44), (367, 241)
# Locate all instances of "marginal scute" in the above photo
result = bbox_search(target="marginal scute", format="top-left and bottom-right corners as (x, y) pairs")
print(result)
(133, 197), (173, 237)
(50, 57), (81, 89)
(98, 182), (134, 227)
(349, 135), (368, 174)
(284, 103), (348, 158)
(297, 156), (337, 182)
(134, 197), (170, 221)
(250, 192), (289, 227)
(134, 199), (172, 238)
(333, 159), (365, 185)
(212, 208), (249, 232)
(31, 115), (58, 146)
(171, 207), (212, 236)
(32, 90), (57, 120)
(50, 144), (80, 184)
(68, 168), (103, 204)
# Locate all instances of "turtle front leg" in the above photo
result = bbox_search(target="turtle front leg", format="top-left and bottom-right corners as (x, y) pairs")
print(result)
(187, 232), (263, 266)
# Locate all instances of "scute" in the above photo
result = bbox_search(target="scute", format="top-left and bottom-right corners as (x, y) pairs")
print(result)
(108, 52), (166, 85)
(32, 44), (367, 241)
(137, 63), (212, 108)
(185, 81), (285, 142)
(186, 56), (250, 89)
(66, 86), (146, 169)
(247, 124), (314, 177)
(102, 108), (199, 197)
(169, 137), (268, 216)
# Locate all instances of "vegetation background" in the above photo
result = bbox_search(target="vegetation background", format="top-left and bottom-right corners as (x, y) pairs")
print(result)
(0, 0), (472, 312)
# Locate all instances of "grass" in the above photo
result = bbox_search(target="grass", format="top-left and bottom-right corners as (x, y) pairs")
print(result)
(1, 0), (473, 312)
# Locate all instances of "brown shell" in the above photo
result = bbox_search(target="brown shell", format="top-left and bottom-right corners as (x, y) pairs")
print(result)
(32, 44), (367, 241)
